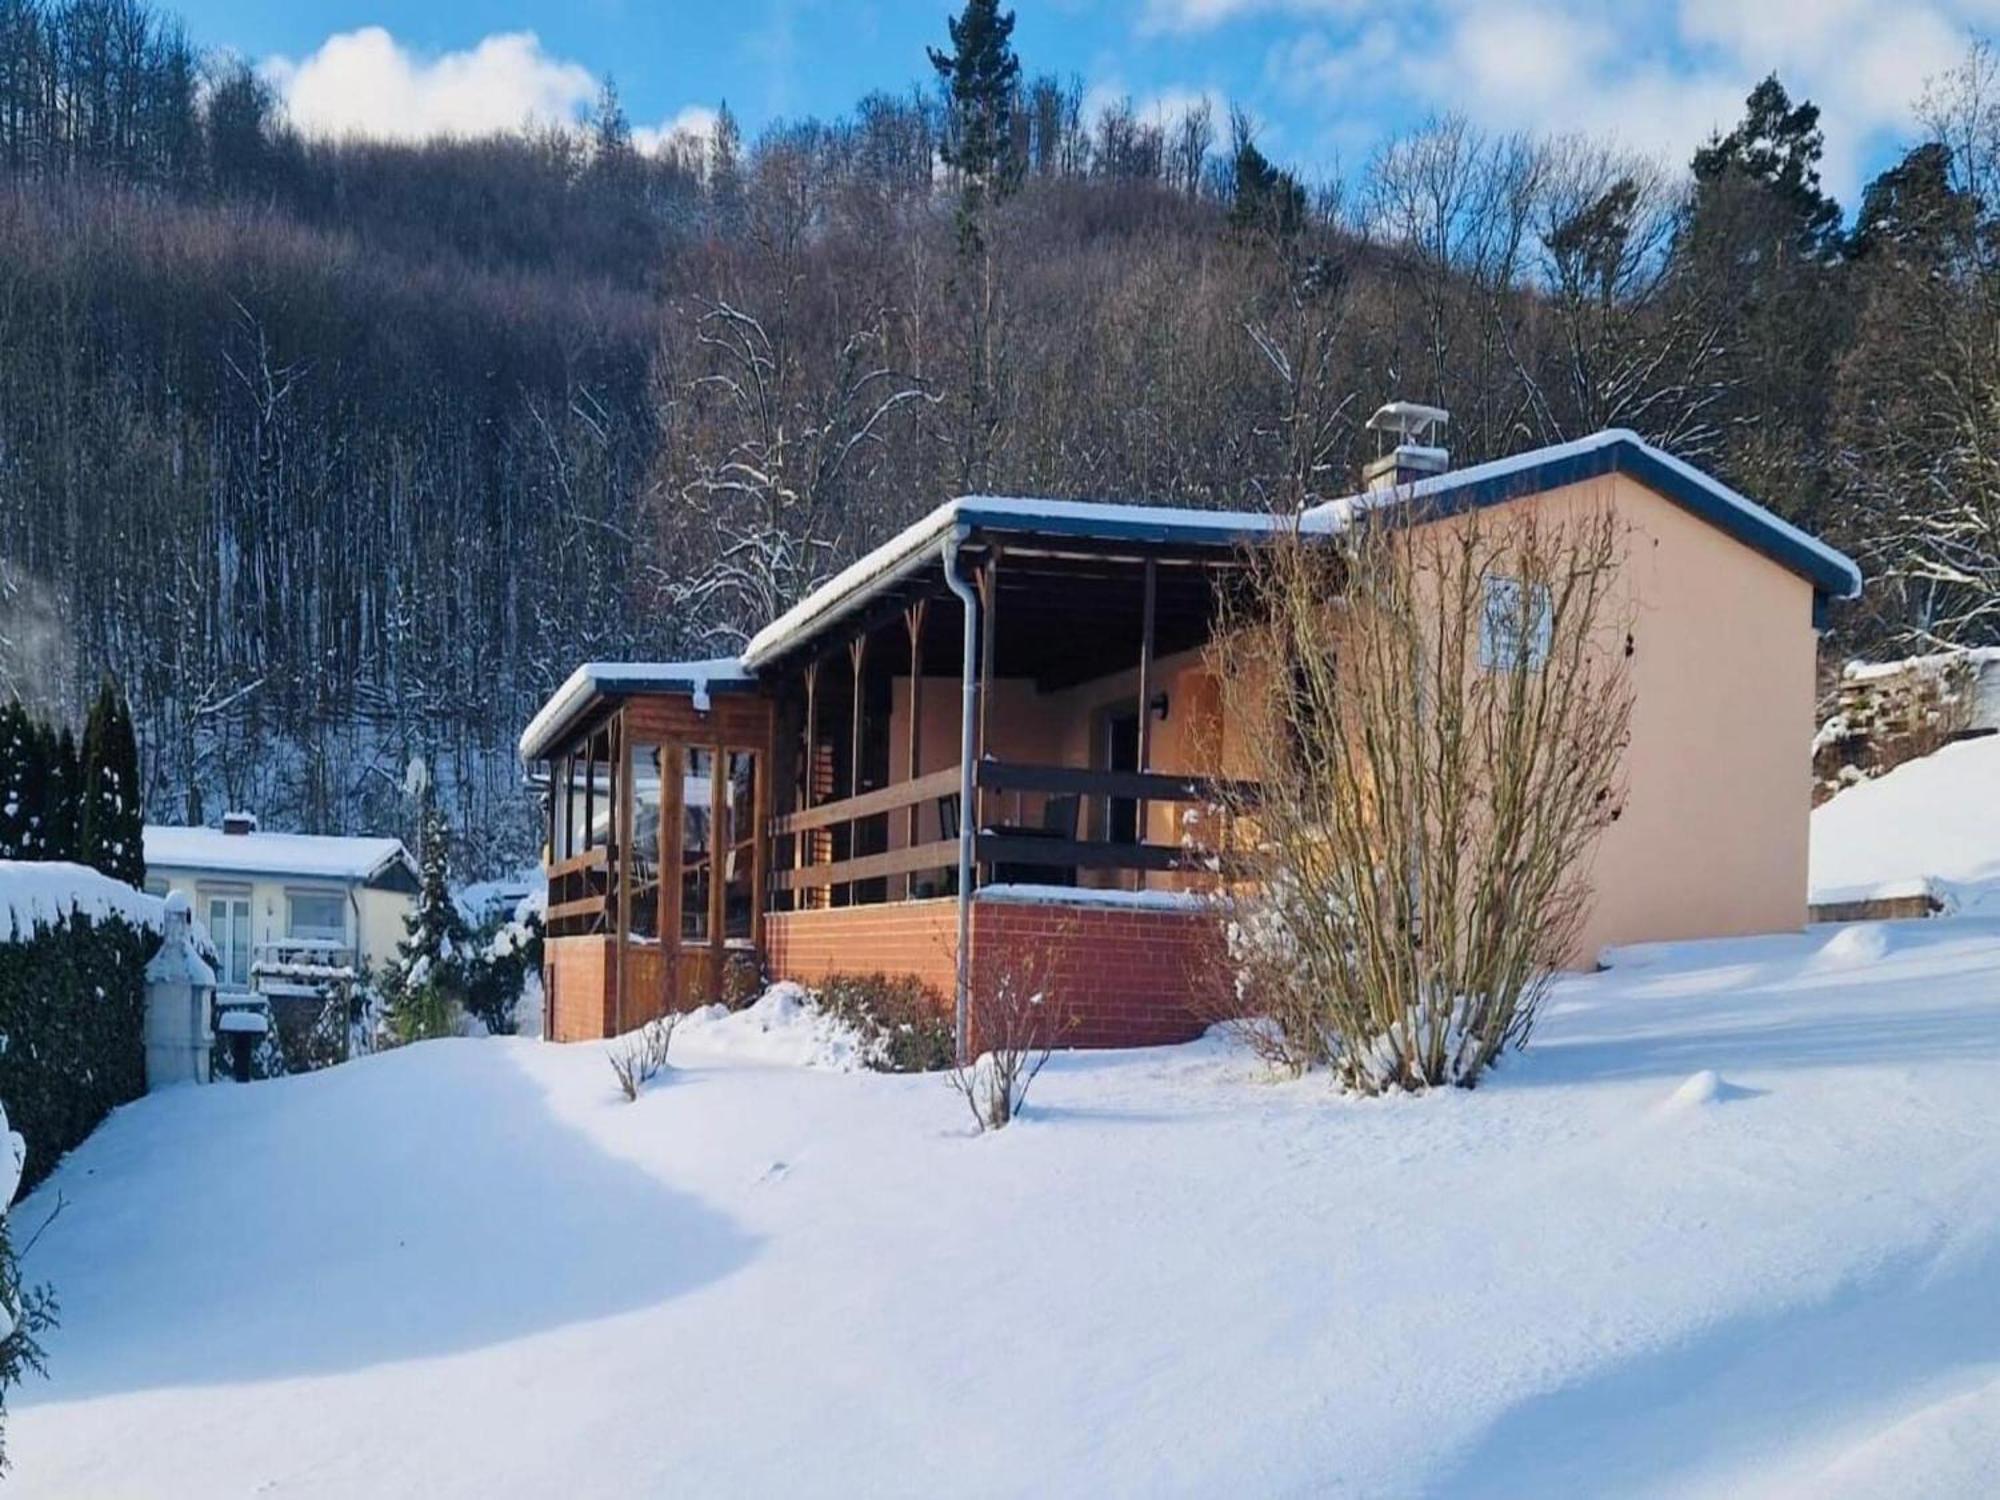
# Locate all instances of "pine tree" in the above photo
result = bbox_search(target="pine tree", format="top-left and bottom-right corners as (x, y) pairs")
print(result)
(388, 799), (472, 1041)
(1226, 109), (1305, 239)
(0, 704), (34, 859)
(930, 0), (1022, 492)
(11, 718), (75, 863)
(1692, 74), (1843, 260)
(79, 680), (145, 887)
(930, 0), (1022, 243)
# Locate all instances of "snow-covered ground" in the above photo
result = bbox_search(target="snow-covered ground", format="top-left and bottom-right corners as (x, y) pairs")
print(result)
(8, 916), (2000, 1497)
(1811, 732), (2000, 912)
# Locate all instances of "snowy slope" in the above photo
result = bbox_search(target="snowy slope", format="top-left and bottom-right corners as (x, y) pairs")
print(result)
(8, 919), (2000, 1497)
(1810, 733), (2000, 911)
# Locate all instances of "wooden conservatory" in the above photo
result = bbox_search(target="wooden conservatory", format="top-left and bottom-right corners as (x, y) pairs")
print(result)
(519, 497), (1276, 1047)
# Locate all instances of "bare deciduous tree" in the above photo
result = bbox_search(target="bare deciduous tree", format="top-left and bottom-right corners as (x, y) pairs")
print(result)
(949, 920), (1075, 1130)
(1210, 503), (1633, 1093)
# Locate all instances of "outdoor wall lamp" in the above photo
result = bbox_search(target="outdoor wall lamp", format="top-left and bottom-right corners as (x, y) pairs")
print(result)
(1149, 690), (1170, 722)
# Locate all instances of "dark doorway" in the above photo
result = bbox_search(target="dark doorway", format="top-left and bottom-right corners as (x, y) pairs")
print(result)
(1105, 708), (1141, 844)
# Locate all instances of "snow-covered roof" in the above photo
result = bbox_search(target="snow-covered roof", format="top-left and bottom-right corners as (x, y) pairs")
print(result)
(740, 496), (1327, 671)
(0, 860), (165, 943)
(738, 431), (1858, 674)
(144, 826), (414, 885)
(1306, 428), (1863, 604)
(518, 657), (754, 762)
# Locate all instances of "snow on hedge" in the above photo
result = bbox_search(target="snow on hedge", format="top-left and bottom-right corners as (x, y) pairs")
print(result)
(0, 861), (161, 945)
(671, 983), (873, 1071)
(1811, 733), (2000, 911)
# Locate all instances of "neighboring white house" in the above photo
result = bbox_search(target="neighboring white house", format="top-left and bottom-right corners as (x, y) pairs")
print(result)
(143, 813), (418, 993)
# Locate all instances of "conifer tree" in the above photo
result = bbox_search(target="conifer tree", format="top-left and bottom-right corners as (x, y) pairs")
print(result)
(930, 0), (1022, 242)
(79, 680), (145, 887)
(930, 0), (1022, 491)
(388, 799), (472, 1041)
(0, 704), (34, 859)
(13, 719), (77, 862)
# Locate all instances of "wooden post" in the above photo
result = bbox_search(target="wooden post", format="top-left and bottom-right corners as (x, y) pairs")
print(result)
(752, 713), (772, 954)
(904, 600), (928, 899)
(848, 634), (868, 906)
(661, 743), (685, 997)
(1135, 556), (1157, 891)
(975, 550), (999, 879)
(612, 713), (629, 1035)
(709, 741), (726, 993)
(800, 661), (818, 910)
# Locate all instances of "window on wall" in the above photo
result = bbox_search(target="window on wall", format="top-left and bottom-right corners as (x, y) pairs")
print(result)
(629, 742), (663, 940)
(1480, 575), (1553, 672)
(561, 754), (586, 861)
(206, 893), (252, 988)
(722, 750), (758, 941)
(287, 891), (346, 945)
(681, 747), (714, 944)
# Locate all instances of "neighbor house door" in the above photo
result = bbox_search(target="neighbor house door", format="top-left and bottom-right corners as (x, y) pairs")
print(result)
(205, 893), (253, 990)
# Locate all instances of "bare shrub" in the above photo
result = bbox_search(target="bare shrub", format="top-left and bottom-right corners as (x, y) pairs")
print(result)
(814, 973), (955, 1073)
(949, 926), (1077, 1131)
(1211, 502), (1633, 1093)
(609, 1014), (679, 1102)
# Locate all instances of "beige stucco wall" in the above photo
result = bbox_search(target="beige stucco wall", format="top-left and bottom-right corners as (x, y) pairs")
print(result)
(874, 467), (1818, 959)
(1419, 472), (1817, 959)
(147, 867), (414, 981)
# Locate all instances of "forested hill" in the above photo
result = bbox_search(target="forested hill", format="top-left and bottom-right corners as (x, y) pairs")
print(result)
(0, 0), (1996, 874)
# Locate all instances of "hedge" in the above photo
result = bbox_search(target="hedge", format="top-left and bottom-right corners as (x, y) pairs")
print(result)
(0, 908), (150, 1191)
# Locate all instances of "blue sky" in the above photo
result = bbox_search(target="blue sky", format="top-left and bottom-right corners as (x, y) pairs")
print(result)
(176, 1), (1996, 208)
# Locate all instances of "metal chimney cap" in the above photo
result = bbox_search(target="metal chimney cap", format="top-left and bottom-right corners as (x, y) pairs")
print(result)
(1365, 401), (1450, 441)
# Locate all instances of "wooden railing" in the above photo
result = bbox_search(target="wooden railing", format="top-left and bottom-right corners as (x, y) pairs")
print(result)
(545, 846), (613, 937)
(767, 759), (1256, 898)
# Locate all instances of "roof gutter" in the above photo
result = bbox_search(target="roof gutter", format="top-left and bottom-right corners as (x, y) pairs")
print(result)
(941, 526), (978, 1064)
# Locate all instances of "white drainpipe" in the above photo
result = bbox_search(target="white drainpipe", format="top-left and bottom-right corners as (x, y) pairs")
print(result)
(941, 528), (979, 1062)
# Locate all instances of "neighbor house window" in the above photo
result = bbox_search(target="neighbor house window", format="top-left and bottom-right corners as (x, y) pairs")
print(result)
(206, 893), (252, 989)
(287, 891), (347, 945)
(1480, 575), (1553, 671)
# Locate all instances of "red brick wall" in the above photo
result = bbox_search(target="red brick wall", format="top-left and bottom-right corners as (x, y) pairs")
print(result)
(971, 896), (1230, 1049)
(764, 899), (960, 998)
(762, 895), (1230, 1050)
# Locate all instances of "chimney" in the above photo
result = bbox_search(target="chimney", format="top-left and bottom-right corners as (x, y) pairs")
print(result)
(1362, 401), (1450, 492)
(221, 810), (259, 836)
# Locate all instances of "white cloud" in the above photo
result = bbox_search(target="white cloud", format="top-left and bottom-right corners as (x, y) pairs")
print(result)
(634, 105), (721, 157)
(1238, 0), (1992, 201)
(263, 28), (598, 141)
(263, 27), (722, 162)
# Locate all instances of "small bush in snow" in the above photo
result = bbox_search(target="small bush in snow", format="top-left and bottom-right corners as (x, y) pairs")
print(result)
(950, 939), (1074, 1131)
(720, 949), (766, 1010)
(610, 1014), (678, 1102)
(0, 1109), (56, 1473)
(462, 905), (543, 1037)
(1210, 508), (1632, 1094)
(814, 973), (954, 1073)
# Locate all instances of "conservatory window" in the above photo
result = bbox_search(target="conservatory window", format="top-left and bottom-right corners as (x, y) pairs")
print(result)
(681, 748), (713, 944)
(629, 742), (663, 940)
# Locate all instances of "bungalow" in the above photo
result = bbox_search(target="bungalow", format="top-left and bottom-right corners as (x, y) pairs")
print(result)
(143, 813), (419, 995)
(521, 411), (1861, 1047)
